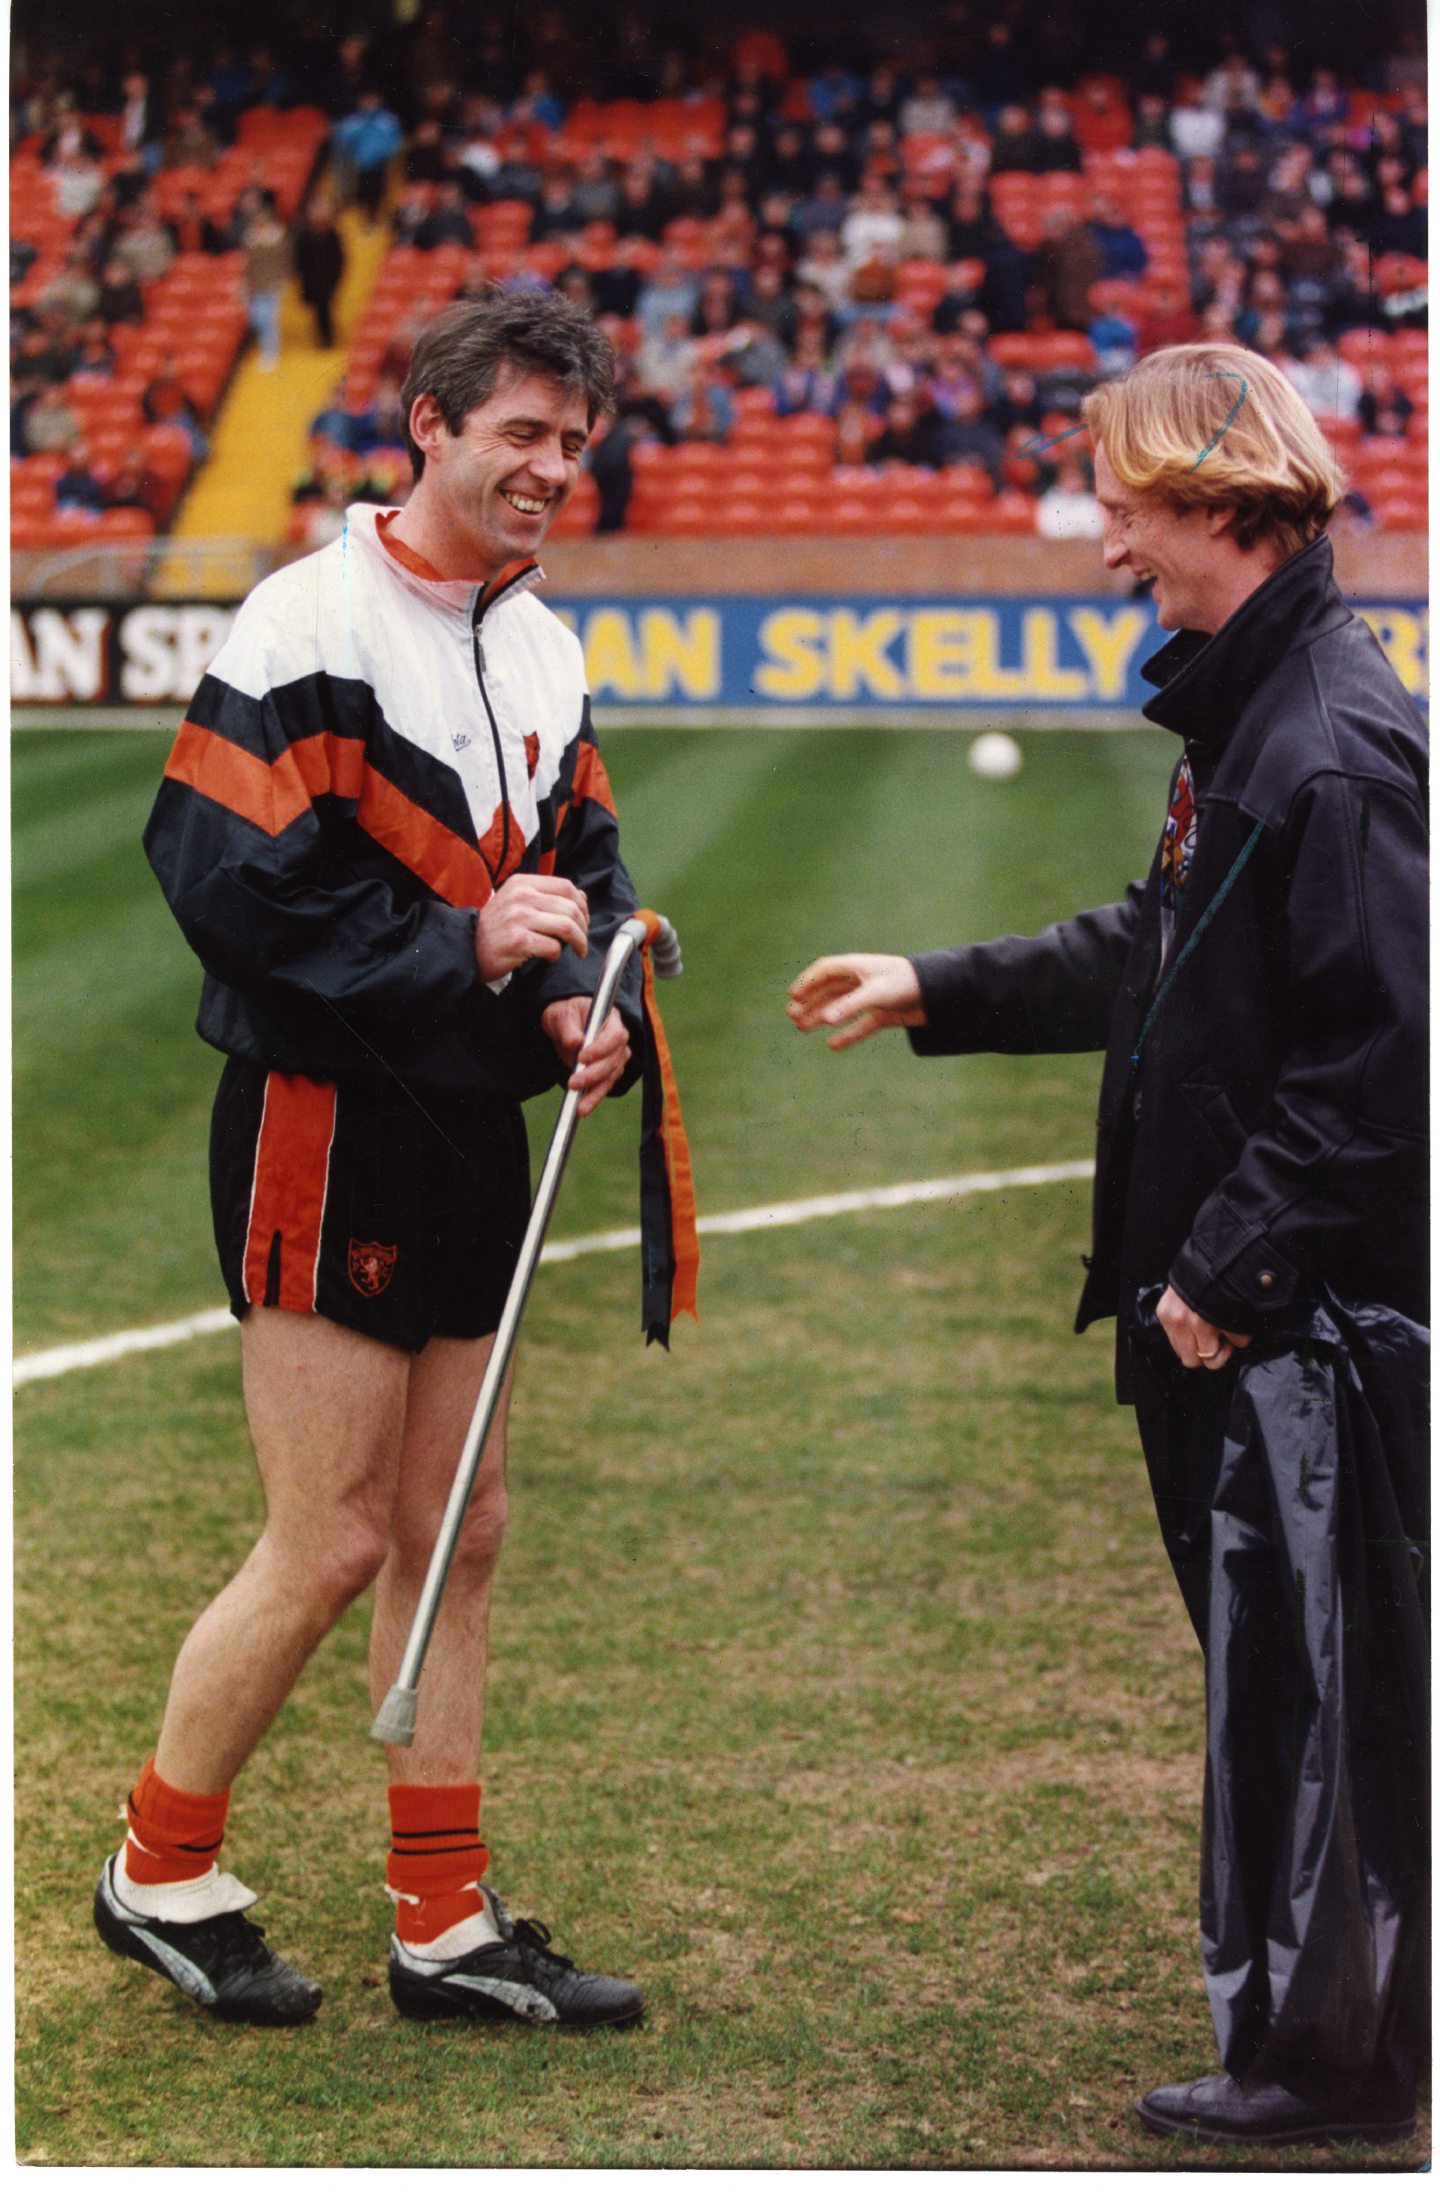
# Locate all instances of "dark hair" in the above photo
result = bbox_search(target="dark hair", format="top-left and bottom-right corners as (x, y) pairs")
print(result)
(400, 290), (615, 478)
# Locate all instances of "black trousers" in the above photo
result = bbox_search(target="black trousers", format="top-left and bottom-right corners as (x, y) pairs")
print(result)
(1129, 1342), (1236, 1649)
(1127, 1320), (1428, 2116)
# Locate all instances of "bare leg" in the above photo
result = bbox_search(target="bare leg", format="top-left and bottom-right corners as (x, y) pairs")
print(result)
(154, 1308), (411, 1793)
(368, 1332), (514, 1788)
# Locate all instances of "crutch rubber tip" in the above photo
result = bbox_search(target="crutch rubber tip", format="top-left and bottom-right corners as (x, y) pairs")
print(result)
(371, 1686), (419, 1747)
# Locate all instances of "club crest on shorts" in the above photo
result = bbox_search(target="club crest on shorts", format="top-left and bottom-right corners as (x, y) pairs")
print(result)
(524, 732), (540, 779)
(348, 1239), (397, 1295)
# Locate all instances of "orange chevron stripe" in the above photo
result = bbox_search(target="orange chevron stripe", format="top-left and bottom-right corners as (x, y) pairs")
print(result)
(165, 718), (294, 834)
(533, 743), (612, 876)
(164, 721), (514, 905)
(571, 739), (617, 817)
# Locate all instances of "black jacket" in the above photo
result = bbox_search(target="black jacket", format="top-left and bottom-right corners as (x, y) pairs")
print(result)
(295, 223), (344, 306)
(909, 536), (1428, 1383)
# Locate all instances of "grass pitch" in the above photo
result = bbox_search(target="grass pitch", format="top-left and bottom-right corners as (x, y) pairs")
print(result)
(13, 722), (1428, 2168)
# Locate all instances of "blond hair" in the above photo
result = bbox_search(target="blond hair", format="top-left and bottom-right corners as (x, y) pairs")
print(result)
(1081, 344), (1342, 561)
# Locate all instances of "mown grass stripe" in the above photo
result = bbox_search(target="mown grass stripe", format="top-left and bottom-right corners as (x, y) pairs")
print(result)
(11, 1158), (1093, 1387)
(12, 784), (169, 893)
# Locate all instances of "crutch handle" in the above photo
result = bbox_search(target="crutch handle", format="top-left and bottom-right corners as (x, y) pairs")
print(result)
(617, 912), (682, 980)
(648, 917), (683, 979)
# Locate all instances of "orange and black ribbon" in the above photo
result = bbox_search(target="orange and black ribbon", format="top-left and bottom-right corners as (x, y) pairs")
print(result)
(634, 908), (698, 1346)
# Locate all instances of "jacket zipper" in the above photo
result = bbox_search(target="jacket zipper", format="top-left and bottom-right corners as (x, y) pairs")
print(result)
(471, 608), (510, 880)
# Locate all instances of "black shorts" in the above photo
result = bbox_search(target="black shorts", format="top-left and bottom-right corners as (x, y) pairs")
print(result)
(210, 1059), (531, 1352)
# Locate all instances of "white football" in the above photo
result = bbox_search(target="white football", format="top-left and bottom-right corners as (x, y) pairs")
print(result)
(967, 732), (1024, 779)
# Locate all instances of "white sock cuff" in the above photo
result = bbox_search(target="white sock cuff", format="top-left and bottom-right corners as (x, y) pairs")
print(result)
(113, 1850), (258, 1924)
(392, 1886), (503, 1961)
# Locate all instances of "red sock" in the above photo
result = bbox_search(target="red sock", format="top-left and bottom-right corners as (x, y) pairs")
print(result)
(387, 1783), (490, 1944)
(124, 1757), (230, 1885)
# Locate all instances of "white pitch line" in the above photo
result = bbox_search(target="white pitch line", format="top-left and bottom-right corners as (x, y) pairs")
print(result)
(13, 1306), (236, 1388)
(13, 1159), (1094, 1389)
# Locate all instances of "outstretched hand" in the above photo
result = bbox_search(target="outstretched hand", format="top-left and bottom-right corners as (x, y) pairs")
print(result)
(788, 953), (927, 1050)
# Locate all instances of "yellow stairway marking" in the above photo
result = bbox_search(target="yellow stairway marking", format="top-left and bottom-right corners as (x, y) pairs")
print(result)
(162, 206), (394, 590)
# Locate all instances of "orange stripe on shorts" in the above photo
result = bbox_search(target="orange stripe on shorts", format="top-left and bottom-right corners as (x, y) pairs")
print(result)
(242, 1074), (338, 1312)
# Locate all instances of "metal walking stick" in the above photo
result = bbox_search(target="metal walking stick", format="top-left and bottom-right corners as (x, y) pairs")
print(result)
(371, 913), (683, 1748)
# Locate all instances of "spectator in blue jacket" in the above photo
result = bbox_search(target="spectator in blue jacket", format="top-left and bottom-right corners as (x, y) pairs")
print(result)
(333, 90), (404, 225)
(1087, 195), (1150, 279)
(54, 439), (107, 511)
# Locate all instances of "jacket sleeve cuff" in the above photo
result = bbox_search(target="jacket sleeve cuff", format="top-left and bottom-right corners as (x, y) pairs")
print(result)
(1169, 1216), (1300, 1331)
(907, 949), (981, 1054)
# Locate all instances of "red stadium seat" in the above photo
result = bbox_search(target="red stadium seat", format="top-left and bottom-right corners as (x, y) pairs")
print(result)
(771, 499), (822, 533)
(883, 500), (942, 532)
(827, 501), (883, 534)
(895, 260), (949, 311)
(1373, 495), (1428, 530)
(990, 333), (1096, 370)
(1354, 435), (1415, 470)
(1337, 328), (1388, 366)
(938, 463), (996, 501)
(648, 501), (720, 535)
(10, 477), (55, 515)
(1376, 253), (1426, 297)
(670, 441), (728, 473)
(991, 492), (1040, 533)
(709, 500), (768, 532)
(940, 502), (998, 533)
(548, 501), (597, 540)
(96, 507), (156, 538)
(774, 459), (831, 494)
(477, 204), (532, 242)
(776, 412), (837, 448)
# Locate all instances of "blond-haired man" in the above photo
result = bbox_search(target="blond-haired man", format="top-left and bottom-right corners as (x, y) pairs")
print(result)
(791, 346), (1427, 2147)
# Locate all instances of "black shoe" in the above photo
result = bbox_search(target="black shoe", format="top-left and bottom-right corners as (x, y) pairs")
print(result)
(94, 1853), (322, 2026)
(1136, 2072), (1416, 2148)
(389, 1887), (644, 2029)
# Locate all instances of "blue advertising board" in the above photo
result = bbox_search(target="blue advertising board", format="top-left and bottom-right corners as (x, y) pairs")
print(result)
(10, 594), (1429, 716)
(546, 595), (1428, 717)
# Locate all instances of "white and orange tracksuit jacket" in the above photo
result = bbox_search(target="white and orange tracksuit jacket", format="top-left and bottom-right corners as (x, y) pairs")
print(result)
(144, 501), (642, 1098)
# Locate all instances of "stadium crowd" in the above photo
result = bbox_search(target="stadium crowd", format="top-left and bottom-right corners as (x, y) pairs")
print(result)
(10, 3), (1429, 548)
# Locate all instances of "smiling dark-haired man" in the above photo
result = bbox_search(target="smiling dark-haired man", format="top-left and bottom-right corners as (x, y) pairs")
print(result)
(96, 293), (649, 2035)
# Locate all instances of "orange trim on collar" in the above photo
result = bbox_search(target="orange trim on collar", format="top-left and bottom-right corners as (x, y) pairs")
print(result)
(479, 557), (540, 612)
(375, 511), (454, 582)
(375, 514), (538, 607)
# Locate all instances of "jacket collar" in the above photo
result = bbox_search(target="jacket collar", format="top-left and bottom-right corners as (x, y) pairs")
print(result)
(1139, 532), (1346, 748)
(345, 503), (544, 623)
